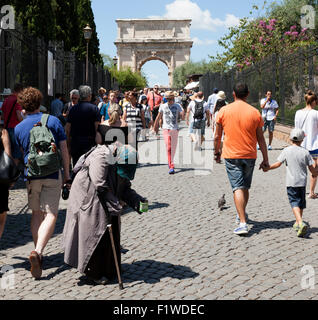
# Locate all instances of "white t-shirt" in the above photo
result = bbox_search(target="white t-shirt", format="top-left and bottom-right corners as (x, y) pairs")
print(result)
(159, 103), (183, 130)
(188, 99), (209, 121)
(97, 101), (104, 111)
(260, 98), (279, 121)
(207, 94), (218, 114)
(295, 109), (318, 151)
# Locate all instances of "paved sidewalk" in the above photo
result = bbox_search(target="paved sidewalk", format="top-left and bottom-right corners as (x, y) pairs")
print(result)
(1, 123), (318, 300)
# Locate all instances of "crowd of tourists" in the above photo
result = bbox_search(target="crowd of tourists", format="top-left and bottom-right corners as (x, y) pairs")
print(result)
(0, 81), (317, 284)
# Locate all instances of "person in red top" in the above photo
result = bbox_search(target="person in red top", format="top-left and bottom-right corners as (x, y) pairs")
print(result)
(147, 85), (162, 135)
(1, 83), (24, 165)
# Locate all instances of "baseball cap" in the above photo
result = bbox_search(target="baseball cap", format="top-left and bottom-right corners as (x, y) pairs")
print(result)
(290, 128), (305, 142)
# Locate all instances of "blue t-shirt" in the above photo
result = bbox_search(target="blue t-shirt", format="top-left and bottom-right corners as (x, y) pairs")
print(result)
(100, 102), (110, 121)
(15, 113), (67, 179)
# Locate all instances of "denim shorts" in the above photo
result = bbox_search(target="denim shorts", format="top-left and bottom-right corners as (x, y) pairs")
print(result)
(193, 120), (206, 135)
(225, 159), (256, 192)
(309, 149), (318, 159)
(263, 120), (275, 132)
(287, 187), (306, 209)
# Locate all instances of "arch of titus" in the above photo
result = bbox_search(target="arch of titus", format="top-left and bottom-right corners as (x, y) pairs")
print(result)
(114, 19), (193, 87)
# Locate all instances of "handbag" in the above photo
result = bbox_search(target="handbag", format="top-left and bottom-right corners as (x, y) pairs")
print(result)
(0, 149), (20, 186)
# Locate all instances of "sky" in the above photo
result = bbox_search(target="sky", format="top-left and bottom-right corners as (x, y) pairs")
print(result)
(91, 0), (275, 87)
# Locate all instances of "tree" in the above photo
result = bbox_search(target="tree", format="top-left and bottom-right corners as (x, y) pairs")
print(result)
(101, 54), (115, 70)
(172, 60), (226, 88)
(110, 67), (147, 91)
(9, 0), (102, 65)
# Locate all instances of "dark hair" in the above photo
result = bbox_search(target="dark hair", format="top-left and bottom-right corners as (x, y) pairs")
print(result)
(305, 90), (318, 105)
(55, 93), (63, 99)
(197, 91), (204, 99)
(214, 99), (226, 113)
(18, 87), (43, 112)
(213, 88), (219, 94)
(129, 91), (138, 99)
(234, 83), (249, 99)
(14, 83), (24, 93)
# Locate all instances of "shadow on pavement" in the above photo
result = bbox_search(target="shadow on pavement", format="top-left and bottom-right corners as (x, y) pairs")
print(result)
(0, 209), (67, 252)
(121, 201), (169, 216)
(137, 163), (167, 168)
(247, 219), (301, 236)
(77, 259), (199, 287)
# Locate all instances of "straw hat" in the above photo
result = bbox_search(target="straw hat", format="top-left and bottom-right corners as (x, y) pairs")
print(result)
(173, 91), (179, 97)
(217, 91), (226, 100)
(164, 91), (175, 99)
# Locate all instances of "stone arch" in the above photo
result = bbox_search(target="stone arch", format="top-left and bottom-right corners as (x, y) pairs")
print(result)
(138, 56), (170, 72)
(138, 56), (172, 86)
(114, 19), (193, 88)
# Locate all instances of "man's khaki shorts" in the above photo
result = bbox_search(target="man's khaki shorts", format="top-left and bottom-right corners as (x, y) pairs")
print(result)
(26, 172), (62, 214)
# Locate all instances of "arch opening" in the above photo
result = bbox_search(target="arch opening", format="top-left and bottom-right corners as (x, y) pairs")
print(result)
(141, 59), (170, 88)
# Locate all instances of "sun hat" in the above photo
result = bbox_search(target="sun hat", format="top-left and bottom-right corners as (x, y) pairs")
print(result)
(165, 91), (175, 99)
(1, 88), (12, 96)
(217, 91), (226, 100)
(290, 128), (305, 142)
(173, 91), (179, 97)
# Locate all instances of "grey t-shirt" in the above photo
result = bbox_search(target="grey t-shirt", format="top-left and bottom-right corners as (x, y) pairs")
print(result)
(277, 145), (314, 187)
(159, 103), (183, 130)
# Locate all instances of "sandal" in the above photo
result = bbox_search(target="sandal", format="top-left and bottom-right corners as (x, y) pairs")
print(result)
(308, 194), (318, 199)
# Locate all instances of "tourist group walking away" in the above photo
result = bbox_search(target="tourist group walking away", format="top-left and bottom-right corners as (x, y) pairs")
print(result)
(0, 79), (317, 284)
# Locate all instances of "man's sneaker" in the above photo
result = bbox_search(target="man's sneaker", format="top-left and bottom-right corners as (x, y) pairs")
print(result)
(236, 213), (249, 225)
(169, 168), (175, 175)
(268, 145), (273, 150)
(297, 222), (308, 237)
(139, 200), (149, 213)
(234, 225), (249, 235)
(29, 251), (42, 280)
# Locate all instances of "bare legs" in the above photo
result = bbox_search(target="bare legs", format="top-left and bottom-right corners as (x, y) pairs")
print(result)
(309, 158), (318, 198)
(292, 207), (303, 226)
(0, 212), (7, 239)
(31, 210), (58, 256)
(233, 189), (249, 223)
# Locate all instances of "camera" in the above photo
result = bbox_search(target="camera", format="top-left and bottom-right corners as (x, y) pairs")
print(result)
(62, 184), (70, 200)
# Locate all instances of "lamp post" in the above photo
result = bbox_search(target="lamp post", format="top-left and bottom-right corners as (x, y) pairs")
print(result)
(83, 24), (92, 84)
(113, 56), (118, 69)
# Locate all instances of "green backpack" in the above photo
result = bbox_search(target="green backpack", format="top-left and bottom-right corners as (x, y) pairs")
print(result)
(27, 114), (62, 178)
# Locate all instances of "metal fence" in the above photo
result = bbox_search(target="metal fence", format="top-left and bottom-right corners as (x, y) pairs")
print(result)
(0, 24), (112, 108)
(200, 46), (318, 126)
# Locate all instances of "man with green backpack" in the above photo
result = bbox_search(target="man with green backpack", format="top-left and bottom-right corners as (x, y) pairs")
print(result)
(15, 87), (71, 280)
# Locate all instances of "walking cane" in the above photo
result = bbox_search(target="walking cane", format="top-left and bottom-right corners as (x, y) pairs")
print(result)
(107, 224), (124, 290)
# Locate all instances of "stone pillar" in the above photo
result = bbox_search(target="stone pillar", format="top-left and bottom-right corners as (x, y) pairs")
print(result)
(132, 50), (137, 72)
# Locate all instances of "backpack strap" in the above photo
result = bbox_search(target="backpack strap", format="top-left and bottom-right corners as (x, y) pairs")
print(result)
(41, 113), (50, 127)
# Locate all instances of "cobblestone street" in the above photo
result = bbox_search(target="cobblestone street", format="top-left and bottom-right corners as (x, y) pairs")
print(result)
(1, 123), (318, 300)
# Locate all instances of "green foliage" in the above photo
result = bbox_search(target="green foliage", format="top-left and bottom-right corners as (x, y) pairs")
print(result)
(9, 0), (102, 65)
(214, 0), (316, 69)
(101, 54), (115, 70)
(110, 67), (147, 91)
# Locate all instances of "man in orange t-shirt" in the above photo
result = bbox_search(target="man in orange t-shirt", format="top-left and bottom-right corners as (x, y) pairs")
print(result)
(214, 83), (269, 235)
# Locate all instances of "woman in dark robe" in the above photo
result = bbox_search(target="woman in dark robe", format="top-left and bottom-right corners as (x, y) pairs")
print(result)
(62, 142), (122, 284)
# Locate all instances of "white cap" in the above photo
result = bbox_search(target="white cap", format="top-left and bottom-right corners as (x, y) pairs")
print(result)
(290, 128), (305, 142)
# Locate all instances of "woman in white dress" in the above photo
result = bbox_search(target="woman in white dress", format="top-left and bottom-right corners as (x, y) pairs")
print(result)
(295, 90), (318, 199)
